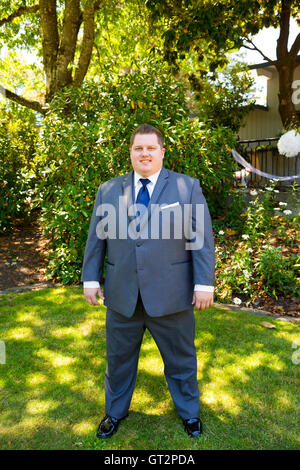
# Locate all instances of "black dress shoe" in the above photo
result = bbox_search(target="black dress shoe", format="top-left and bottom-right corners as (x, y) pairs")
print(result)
(96, 414), (128, 439)
(183, 417), (202, 437)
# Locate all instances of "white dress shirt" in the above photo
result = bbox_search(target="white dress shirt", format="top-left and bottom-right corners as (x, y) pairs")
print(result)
(134, 168), (161, 199)
(84, 169), (214, 293)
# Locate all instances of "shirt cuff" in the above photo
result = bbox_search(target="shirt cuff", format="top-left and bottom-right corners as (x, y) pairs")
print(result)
(194, 285), (214, 292)
(83, 281), (100, 289)
(84, 282), (213, 292)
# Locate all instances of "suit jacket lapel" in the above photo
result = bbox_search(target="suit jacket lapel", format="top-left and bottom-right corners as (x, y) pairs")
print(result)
(121, 167), (169, 230)
(140, 167), (169, 230)
(149, 167), (169, 206)
(121, 171), (134, 220)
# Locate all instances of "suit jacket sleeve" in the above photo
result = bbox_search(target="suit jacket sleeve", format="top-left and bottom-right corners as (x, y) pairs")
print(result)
(81, 185), (106, 283)
(190, 178), (215, 286)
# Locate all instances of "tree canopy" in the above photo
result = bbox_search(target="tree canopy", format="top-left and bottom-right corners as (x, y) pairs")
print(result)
(146, 0), (300, 125)
(0, 1), (299, 125)
(0, 0), (105, 113)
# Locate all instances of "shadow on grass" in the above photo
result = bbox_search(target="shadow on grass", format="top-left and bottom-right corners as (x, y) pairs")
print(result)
(0, 287), (299, 450)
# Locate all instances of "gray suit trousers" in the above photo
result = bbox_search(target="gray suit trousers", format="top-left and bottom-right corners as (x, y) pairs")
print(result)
(105, 295), (200, 420)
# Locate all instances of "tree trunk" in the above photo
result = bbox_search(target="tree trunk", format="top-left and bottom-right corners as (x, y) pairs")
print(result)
(277, 57), (300, 127)
(39, 0), (60, 103)
(1, 1), (98, 113)
(73, 1), (95, 85)
(276, 0), (300, 127)
(55, 0), (81, 93)
(39, 0), (96, 105)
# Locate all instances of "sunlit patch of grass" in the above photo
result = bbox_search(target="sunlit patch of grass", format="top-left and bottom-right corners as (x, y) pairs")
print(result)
(54, 369), (77, 385)
(72, 420), (95, 435)
(26, 399), (60, 415)
(36, 349), (77, 367)
(6, 327), (35, 341)
(0, 286), (299, 450)
(26, 373), (48, 386)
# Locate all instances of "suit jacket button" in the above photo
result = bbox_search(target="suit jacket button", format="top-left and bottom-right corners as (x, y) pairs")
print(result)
(136, 241), (142, 247)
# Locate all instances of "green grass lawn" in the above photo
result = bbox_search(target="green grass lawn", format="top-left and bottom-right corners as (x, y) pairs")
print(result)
(0, 286), (299, 450)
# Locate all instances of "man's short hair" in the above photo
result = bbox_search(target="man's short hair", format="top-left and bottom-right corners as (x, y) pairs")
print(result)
(130, 124), (164, 148)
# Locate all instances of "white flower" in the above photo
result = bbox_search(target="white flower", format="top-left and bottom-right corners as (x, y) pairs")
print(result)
(218, 230), (225, 235)
(274, 190), (279, 193)
(250, 190), (258, 196)
(279, 202), (287, 206)
(283, 209), (292, 215)
(265, 187), (273, 191)
(242, 234), (249, 240)
(233, 297), (242, 305)
(277, 130), (300, 157)
(243, 270), (251, 278)
(274, 207), (280, 211)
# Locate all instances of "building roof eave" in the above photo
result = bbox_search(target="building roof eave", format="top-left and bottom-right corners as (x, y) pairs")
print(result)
(248, 54), (300, 71)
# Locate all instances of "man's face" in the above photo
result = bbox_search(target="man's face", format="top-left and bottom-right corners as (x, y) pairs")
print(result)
(130, 133), (165, 177)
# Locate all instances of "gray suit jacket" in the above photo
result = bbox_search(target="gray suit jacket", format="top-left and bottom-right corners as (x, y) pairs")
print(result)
(81, 167), (215, 317)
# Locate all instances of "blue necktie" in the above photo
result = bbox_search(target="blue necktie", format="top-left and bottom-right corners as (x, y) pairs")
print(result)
(136, 178), (150, 208)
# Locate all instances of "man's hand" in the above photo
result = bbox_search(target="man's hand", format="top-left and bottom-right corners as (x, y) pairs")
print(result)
(192, 291), (214, 311)
(84, 287), (104, 306)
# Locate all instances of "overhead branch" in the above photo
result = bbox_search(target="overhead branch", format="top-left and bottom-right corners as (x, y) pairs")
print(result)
(73, 1), (95, 85)
(289, 32), (300, 59)
(0, 4), (39, 27)
(242, 39), (277, 65)
(0, 85), (46, 115)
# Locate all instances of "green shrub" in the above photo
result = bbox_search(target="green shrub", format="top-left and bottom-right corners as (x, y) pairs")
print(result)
(0, 105), (39, 233)
(215, 184), (300, 302)
(256, 246), (299, 298)
(34, 59), (237, 284)
(215, 238), (256, 301)
(216, 241), (299, 302)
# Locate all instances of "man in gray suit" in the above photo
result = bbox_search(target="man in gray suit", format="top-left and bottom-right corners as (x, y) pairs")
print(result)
(82, 124), (215, 438)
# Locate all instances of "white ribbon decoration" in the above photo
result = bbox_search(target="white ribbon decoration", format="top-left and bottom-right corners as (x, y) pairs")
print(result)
(232, 149), (300, 181)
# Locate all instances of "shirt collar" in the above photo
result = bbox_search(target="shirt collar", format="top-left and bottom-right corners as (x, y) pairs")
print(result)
(134, 168), (162, 187)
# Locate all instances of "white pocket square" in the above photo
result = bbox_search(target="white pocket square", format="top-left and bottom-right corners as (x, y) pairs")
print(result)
(160, 202), (180, 210)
